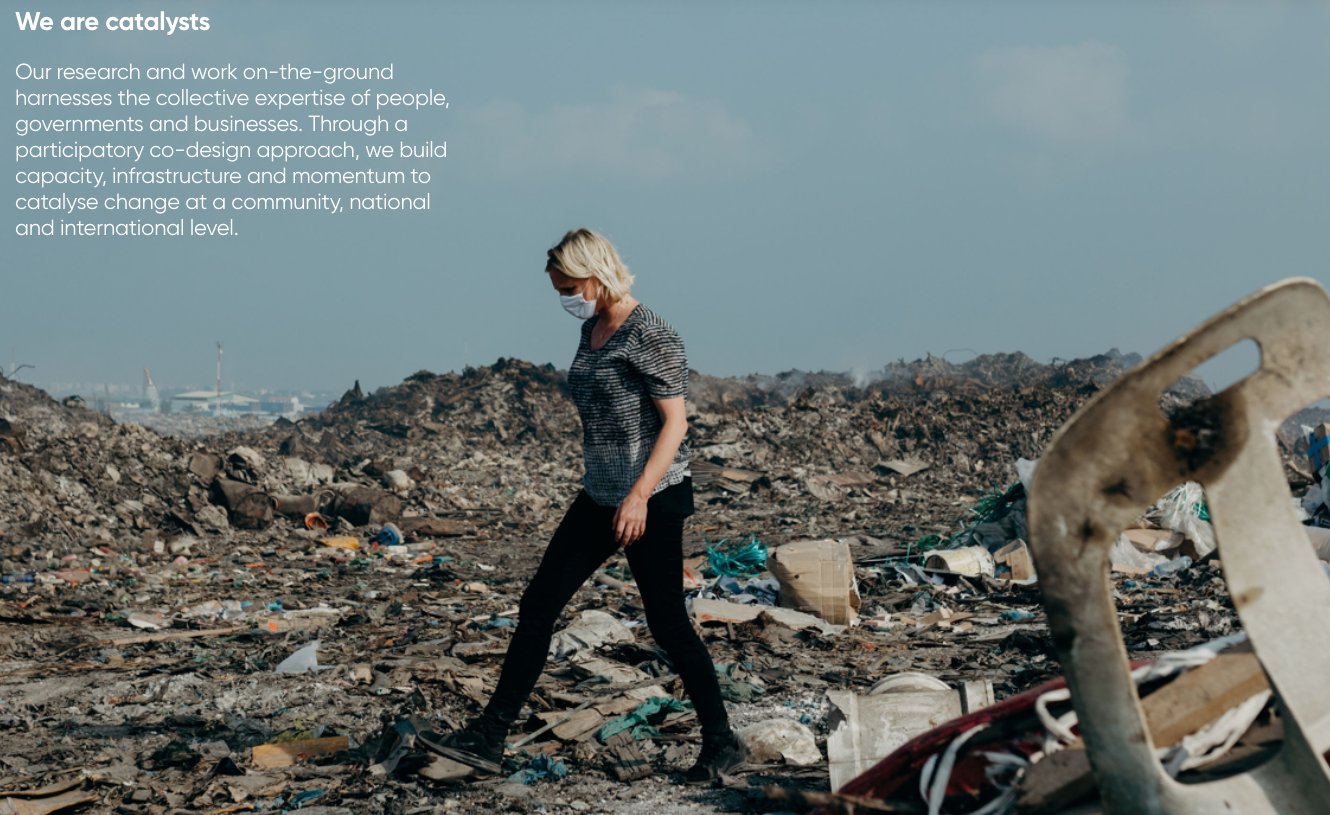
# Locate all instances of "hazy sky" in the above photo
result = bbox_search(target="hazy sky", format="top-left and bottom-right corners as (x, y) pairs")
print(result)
(5, 1), (1329, 396)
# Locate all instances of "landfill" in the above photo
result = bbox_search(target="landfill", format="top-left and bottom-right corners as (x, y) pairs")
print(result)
(1, 332), (1328, 814)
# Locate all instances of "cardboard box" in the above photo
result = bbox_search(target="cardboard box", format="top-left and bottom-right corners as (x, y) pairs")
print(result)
(1123, 528), (1182, 553)
(767, 539), (861, 625)
(690, 597), (844, 634)
(994, 540), (1036, 581)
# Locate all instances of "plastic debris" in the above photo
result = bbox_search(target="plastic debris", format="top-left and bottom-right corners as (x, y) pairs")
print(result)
(715, 662), (766, 702)
(505, 753), (569, 785)
(1150, 556), (1194, 577)
(549, 609), (635, 661)
(316, 536), (360, 550)
(274, 640), (332, 674)
(827, 676), (994, 791)
(739, 719), (822, 766)
(704, 534), (769, 577)
(372, 522), (403, 547)
(598, 697), (691, 742)
(1150, 482), (1217, 559)
(127, 611), (169, 630)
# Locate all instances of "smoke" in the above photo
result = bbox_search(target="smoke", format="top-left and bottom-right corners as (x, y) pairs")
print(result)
(848, 367), (886, 389)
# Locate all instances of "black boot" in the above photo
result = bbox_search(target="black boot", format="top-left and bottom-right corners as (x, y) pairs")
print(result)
(683, 729), (748, 785)
(418, 717), (506, 775)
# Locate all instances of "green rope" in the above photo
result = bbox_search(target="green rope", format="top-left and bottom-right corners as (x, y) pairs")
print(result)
(703, 534), (768, 577)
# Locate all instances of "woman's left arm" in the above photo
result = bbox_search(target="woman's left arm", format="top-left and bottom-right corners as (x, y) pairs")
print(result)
(614, 396), (687, 547)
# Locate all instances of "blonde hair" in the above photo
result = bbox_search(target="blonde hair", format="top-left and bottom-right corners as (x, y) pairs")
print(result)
(545, 228), (634, 303)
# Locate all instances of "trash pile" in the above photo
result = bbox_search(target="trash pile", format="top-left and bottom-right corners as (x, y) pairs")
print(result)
(123, 411), (277, 439)
(0, 341), (1321, 814)
(689, 348), (1208, 409)
(0, 376), (205, 550)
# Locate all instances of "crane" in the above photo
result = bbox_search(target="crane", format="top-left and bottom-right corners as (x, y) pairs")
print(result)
(143, 367), (161, 413)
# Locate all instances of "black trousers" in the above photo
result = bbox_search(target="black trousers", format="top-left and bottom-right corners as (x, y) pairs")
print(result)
(476, 479), (731, 737)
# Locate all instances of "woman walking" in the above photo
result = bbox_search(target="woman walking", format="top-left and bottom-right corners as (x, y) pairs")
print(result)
(428, 228), (747, 784)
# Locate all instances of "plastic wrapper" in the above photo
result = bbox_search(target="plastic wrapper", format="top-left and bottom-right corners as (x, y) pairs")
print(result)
(1110, 534), (1170, 571)
(1150, 482), (1217, 559)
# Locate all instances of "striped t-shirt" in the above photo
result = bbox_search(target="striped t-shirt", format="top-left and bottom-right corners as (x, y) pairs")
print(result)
(568, 304), (691, 507)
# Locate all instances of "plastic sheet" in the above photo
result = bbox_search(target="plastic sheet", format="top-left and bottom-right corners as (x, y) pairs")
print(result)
(549, 609), (634, 661)
(1110, 533), (1170, 571)
(274, 640), (332, 674)
(597, 696), (691, 742)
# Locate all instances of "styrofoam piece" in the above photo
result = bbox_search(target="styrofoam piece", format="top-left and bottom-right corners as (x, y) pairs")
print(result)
(826, 679), (994, 791)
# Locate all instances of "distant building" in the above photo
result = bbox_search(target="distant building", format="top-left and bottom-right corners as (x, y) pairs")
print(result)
(260, 395), (303, 415)
(173, 391), (261, 411)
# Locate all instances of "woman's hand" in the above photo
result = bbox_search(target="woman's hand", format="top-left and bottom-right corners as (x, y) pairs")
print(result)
(614, 397), (686, 547)
(614, 491), (649, 547)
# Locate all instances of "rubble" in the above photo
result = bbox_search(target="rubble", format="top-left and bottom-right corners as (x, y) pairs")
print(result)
(0, 334), (1319, 814)
(122, 411), (277, 439)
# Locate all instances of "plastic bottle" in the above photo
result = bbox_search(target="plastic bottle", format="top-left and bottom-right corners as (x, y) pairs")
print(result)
(1150, 556), (1193, 577)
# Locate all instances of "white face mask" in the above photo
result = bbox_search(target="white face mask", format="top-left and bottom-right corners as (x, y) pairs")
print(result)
(560, 283), (597, 320)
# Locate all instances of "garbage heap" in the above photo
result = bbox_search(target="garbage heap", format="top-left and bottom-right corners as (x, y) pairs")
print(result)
(0, 353), (1321, 814)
